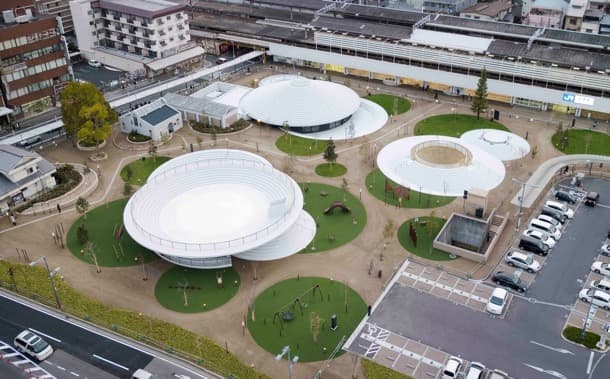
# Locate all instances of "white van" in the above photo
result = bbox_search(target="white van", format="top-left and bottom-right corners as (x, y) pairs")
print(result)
(132, 369), (157, 379)
(529, 219), (561, 240)
(545, 200), (574, 219)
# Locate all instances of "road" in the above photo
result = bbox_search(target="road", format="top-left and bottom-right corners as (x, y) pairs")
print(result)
(0, 292), (217, 379)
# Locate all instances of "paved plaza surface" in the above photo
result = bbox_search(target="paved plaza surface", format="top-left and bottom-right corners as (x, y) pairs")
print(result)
(1, 64), (609, 378)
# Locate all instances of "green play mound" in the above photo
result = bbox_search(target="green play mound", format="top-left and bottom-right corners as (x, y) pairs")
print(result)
(155, 266), (240, 313)
(364, 94), (411, 115)
(248, 277), (367, 362)
(315, 163), (347, 177)
(276, 134), (327, 156)
(397, 217), (453, 261)
(120, 156), (171, 185)
(301, 183), (366, 253)
(551, 129), (610, 156)
(414, 114), (509, 137)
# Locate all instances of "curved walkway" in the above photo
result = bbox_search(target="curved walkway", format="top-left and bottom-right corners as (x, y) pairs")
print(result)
(511, 154), (610, 208)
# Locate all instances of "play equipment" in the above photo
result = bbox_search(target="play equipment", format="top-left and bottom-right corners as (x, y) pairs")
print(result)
(271, 284), (324, 334)
(323, 201), (351, 215)
(385, 179), (410, 200)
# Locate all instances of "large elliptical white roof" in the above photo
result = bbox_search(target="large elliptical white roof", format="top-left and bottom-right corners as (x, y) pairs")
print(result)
(240, 76), (360, 127)
(460, 129), (530, 161)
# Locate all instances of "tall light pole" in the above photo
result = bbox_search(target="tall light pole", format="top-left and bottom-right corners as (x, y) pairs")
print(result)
(512, 178), (539, 231)
(30, 256), (62, 311)
(275, 345), (299, 379)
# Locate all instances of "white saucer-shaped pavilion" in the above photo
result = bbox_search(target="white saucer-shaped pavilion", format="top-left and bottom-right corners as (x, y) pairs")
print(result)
(460, 129), (530, 161)
(377, 136), (506, 197)
(240, 75), (388, 140)
(123, 149), (316, 269)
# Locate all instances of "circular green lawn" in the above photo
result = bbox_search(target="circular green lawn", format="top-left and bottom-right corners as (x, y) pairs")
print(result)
(365, 169), (454, 209)
(364, 94), (411, 115)
(276, 134), (326, 156)
(155, 266), (240, 313)
(66, 198), (158, 267)
(414, 114), (509, 137)
(397, 217), (453, 261)
(315, 163), (347, 177)
(301, 183), (366, 253)
(551, 129), (610, 156)
(248, 277), (366, 362)
(120, 156), (171, 185)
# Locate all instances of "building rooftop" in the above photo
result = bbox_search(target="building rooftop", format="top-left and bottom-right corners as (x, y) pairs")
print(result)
(164, 92), (235, 119)
(0, 145), (38, 175)
(98, 0), (184, 19)
(461, 0), (513, 17)
(140, 105), (179, 126)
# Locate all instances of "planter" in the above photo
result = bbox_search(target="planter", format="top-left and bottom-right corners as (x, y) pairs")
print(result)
(89, 152), (108, 162)
(77, 139), (107, 151)
(126, 134), (152, 144)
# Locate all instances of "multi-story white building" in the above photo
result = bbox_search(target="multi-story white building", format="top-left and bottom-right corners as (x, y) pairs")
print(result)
(70, 0), (203, 75)
(34, 0), (74, 34)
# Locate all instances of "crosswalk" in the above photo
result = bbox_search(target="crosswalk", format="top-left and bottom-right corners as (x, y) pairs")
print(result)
(0, 341), (56, 379)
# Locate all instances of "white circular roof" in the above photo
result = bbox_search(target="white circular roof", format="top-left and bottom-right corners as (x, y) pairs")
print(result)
(377, 136), (506, 197)
(124, 150), (315, 266)
(239, 76), (360, 127)
(460, 129), (530, 161)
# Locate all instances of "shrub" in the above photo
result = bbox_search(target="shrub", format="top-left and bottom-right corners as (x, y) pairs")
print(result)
(76, 223), (89, 245)
(563, 326), (604, 349)
(123, 183), (133, 196)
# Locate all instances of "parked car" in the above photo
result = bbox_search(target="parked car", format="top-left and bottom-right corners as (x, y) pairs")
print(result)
(519, 235), (549, 256)
(584, 191), (599, 207)
(132, 369), (157, 379)
(486, 287), (508, 315)
(554, 190), (576, 204)
(541, 206), (568, 224)
(492, 272), (527, 293)
(536, 214), (563, 230)
(579, 289), (610, 310)
(529, 219), (562, 240)
(13, 330), (54, 361)
(591, 261), (610, 277)
(505, 251), (541, 273)
(523, 229), (556, 248)
(465, 362), (487, 379)
(215, 57), (228, 64)
(545, 200), (574, 219)
(601, 244), (609, 257)
(442, 356), (463, 379)
(590, 279), (610, 293)
(87, 59), (101, 68)
(488, 369), (511, 379)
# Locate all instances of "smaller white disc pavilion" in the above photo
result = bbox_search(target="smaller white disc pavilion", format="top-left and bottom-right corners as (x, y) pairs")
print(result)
(123, 149), (316, 269)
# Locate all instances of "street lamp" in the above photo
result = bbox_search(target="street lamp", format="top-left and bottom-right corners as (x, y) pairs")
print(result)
(29, 256), (62, 311)
(275, 345), (299, 379)
(512, 178), (540, 231)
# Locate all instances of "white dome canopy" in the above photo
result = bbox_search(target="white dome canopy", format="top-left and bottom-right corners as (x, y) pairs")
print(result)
(239, 76), (360, 128)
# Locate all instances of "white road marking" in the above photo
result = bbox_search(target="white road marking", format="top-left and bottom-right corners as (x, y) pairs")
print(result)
(92, 354), (129, 371)
(596, 203), (610, 209)
(29, 327), (62, 343)
(530, 340), (575, 355)
(57, 365), (66, 370)
(586, 351), (594, 374)
(70, 371), (80, 376)
(524, 363), (568, 378)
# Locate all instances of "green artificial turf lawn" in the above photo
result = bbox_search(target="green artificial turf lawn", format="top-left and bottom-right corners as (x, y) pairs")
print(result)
(66, 198), (158, 267)
(562, 326), (604, 349)
(365, 169), (455, 209)
(120, 156), (171, 185)
(414, 114), (509, 137)
(276, 134), (327, 156)
(315, 163), (347, 177)
(155, 266), (240, 313)
(301, 183), (366, 253)
(551, 129), (610, 156)
(397, 217), (453, 261)
(364, 94), (411, 115)
(247, 277), (367, 362)
(361, 359), (414, 379)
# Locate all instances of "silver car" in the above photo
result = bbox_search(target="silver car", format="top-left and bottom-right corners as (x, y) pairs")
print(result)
(505, 251), (542, 273)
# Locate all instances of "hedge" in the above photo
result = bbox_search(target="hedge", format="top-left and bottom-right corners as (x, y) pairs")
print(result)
(562, 326), (604, 349)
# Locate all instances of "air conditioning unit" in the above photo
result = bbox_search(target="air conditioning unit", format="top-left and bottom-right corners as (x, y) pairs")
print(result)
(2, 10), (16, 24)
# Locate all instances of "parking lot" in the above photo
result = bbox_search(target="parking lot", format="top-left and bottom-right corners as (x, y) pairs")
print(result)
(72, 61), (123, 90)
(346, 176), (610, 379)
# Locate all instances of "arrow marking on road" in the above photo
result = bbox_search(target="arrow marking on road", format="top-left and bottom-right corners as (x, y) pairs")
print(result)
(525, 364), (568, 379)
(530, 340), (575, 355)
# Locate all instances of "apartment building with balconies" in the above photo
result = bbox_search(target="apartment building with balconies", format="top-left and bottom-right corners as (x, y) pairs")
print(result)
(70, 0), (203, 75)
(34, 0), (74, 34)
(0, 1), (72, 118)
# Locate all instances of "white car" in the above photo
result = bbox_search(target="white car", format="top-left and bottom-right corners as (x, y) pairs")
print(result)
(88, 59), (101, 68)
(590, 279), (610, 293)
(465, 362), (487, 379)
(14, 330), (54, 361)
(601, 244), (609, 257)
(486, 287), (508, 315)
(529, 219), (562, 240)
(505, 251), (541, 273)
(523, 229), (556, 248)
(545, 200), (574, 219)
(579, 289), (610, 310)
(591, 261), (610, 277)
(536, 214), (563, 230)
(442, 356), (463, 379)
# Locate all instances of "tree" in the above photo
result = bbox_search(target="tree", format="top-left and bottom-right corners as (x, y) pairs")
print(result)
(61, 82), (116, 144)
(471, 68), (488, 119)
(282, 121), (291, 145)
(76, 102), (116, 149)
(123, 182), (134, 196)
(76, 223), (89, 245)
(323, 139), (338, 168)
(310, 312), (322, 343)
(76, 197), (89, 219)
(148, 141), (157, 161)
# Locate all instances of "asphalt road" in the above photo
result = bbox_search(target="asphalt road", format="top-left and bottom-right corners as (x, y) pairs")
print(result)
(0, 293), (216, 379)
(364, 177), (610, 379)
